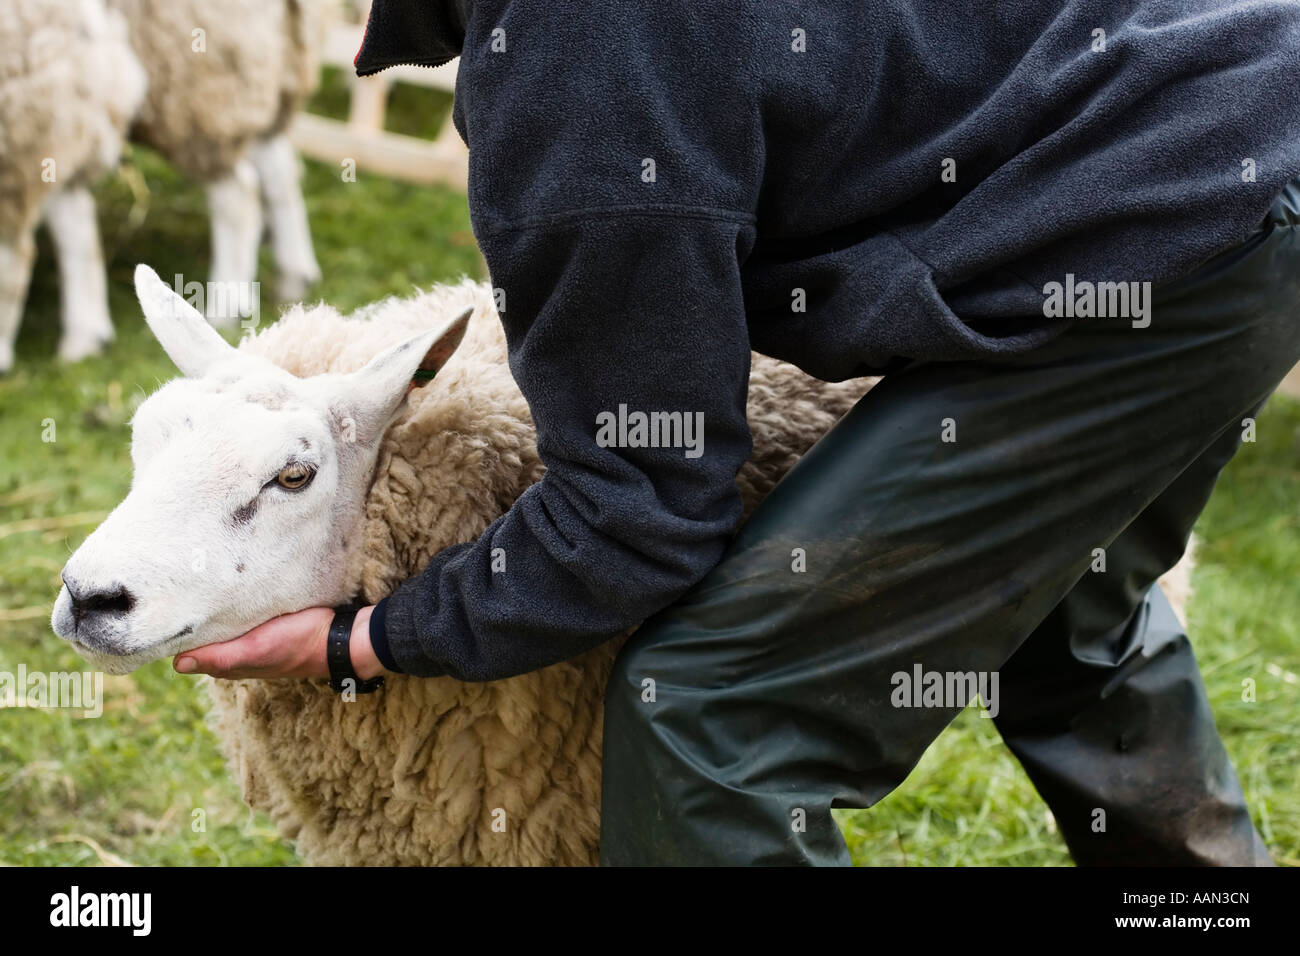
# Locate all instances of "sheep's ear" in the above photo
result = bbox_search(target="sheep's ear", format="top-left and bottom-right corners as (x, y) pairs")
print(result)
(134, 264), (237, 377)
(342, 306), (472, 442)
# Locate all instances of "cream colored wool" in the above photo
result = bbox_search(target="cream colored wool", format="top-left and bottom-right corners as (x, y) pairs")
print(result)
(107, 0), (327, 181)
(0, 0), (142, 241)
(209, 279), (1193, 865)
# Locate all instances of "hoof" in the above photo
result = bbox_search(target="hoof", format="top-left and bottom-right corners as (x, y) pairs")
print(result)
(276, 270), (320, 303)
(58, 333), (113, 364)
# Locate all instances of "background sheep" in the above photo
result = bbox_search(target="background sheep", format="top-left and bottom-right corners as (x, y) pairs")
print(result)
(0, 0), (329, 374)
(108, 0), (330, 316)
(53, 267), (1196, 865)
(0, 0), (145, 373)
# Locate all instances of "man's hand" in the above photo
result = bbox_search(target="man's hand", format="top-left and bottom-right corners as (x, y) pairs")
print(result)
(174, 605), (385, 681)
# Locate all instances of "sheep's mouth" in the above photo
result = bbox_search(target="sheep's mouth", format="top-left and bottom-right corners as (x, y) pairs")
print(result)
(69, 623), (195, 660)
(137, 624), (198, 658)
(159, 624), (196, 647)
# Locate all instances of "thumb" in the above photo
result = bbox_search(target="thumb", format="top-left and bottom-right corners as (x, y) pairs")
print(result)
(174, 616), (288, 674)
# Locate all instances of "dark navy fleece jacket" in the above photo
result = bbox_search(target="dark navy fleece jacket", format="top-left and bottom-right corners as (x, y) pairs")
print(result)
(356, 0), (1300, 680)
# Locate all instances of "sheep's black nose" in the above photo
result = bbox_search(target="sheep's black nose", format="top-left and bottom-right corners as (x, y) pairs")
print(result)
(65, 579), (135, 621)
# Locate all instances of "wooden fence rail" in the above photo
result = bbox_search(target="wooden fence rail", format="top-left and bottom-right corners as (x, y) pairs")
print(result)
(287, 17), (469, 189)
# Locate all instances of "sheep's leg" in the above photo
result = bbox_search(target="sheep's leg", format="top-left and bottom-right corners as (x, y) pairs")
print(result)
(45, 186), (114, 363)
(250, 134), (321, 302)
(206, 158), (263, 328)
(0, 229), (36, 374)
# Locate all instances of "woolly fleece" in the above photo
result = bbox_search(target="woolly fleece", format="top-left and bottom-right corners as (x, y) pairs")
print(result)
(106, 0), (327, 181)
(0, 0), (143, 241)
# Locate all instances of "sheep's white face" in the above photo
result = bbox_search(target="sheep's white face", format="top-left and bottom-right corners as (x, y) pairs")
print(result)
(51, 266), (468, 674)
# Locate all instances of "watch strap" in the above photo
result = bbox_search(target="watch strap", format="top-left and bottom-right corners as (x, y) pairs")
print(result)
(327, 605), (385, 695)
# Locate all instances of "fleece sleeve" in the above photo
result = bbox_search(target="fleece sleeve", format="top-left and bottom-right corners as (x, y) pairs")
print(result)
(370, 211), (759, 679)
(366, 0), (765, 679)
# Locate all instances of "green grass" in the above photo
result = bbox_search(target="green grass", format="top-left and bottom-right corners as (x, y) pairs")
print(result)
(1, 78), (1296, 866)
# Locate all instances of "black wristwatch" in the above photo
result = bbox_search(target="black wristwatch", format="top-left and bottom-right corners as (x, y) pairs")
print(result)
(327, 605), (385, 695)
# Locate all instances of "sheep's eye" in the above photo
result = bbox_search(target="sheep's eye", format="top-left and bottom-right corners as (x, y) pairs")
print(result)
(276, 464), (315, 490)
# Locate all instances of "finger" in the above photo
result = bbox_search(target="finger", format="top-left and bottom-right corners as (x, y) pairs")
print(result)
(176, 635), (274, 677)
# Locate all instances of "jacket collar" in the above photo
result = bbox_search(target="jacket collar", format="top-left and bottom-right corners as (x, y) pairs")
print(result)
(354, 0), (467, 76)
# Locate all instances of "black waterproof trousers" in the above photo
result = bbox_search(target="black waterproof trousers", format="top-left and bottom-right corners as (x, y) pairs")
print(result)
(600, 181), (1300, 866)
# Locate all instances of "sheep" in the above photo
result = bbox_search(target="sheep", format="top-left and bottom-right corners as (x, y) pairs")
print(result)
(0, 0), (146, 373)
(106, 0), (329, 317)
(0, 1), (329, 376)
(55, 265), (1195, 865)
